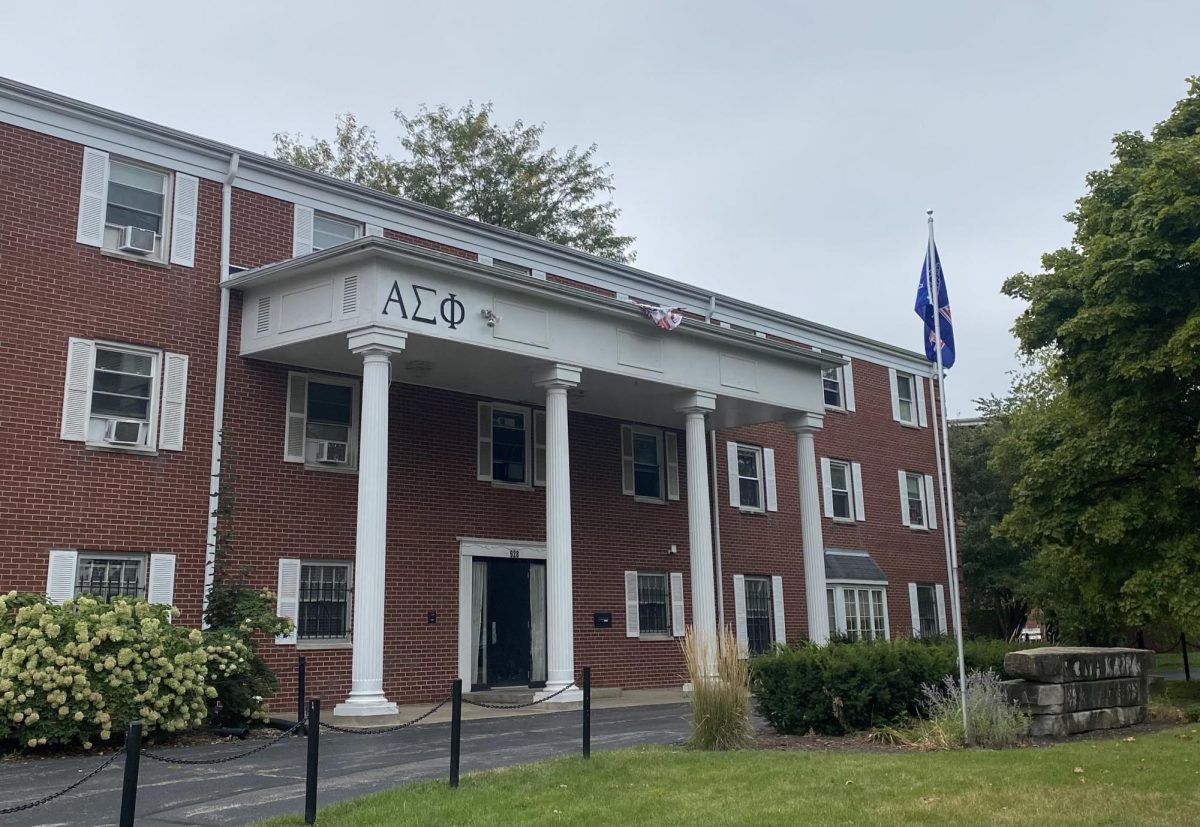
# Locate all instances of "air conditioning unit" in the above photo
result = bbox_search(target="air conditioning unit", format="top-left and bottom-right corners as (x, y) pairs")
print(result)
(315, 440), (349, 464)
(118, 225), (156, 255)
(104, 419), (144, 445)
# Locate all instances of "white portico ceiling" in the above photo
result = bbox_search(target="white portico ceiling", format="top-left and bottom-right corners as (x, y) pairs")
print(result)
(230, 238), (841, 429)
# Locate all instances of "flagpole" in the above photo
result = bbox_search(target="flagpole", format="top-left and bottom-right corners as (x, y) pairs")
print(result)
(927, 209), (969, 743)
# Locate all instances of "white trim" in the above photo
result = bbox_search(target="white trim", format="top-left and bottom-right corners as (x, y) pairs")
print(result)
(763, 447), (777, 512)
(147, 553), (176, 612)
(726, 440), (740, 508)
(851, 462), (866, 522)
(731, 443), (765, 513)
(664, 431), (680, 501)
(158, 352), (189, 451)
(771, 575), (786, 645)
(888, 368), (901, 422)
(76, 147), (109, 247)
(169, 172), (199, 267)
(899, 469), (913, 528)
(935, 584), (948, 634)
(61, 337), (96, 442)
(732, 574), (748, 658)
(826, 458), (854, 521)
(46, 549), (78, 605)
(924, 474), (938, 529)
(843, 359), (856, 412)
(292, 203), (314, 257)
(670, 571), (686, 637)
(820, 457), (834, 518)
(275, 558), (301, 645)
(909, 582), (921, 636)
(915, 375), (928, 427)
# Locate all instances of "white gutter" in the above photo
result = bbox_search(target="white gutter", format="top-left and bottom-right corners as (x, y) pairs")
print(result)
(710, 429), (725, 630)
(201, 152), (240, 622)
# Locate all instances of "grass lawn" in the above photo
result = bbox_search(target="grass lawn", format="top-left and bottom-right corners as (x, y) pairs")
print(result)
(1154, 651), (1198, 675)
(260, 724), (1200, 827)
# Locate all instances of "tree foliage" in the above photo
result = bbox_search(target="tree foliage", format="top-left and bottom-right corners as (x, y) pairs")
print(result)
(274, 104), (636, 263)
(996, 78), (1200, 642)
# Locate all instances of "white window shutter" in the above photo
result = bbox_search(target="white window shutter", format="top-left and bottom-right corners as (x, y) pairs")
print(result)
(158, 353), (189, 451)
(292, 204), (314, 257)
(46, 550), (78, 605)
(60, 337), (95, 442)
(148, 553), (176, 613)
(763, 448), (778, 512)
(820, 457), (834, 517)
(284, 373), (308, 463)
(843, 360), (856, 412)
(364, 223), (384, 237)
(771, 575), (786, 645)
(533, 410), (547, 487)
(888, 368), (901, 422)
(851, 462), (866, 522)
(275, 558), (301, 645)
(476, 402), (494, 481)
(624, 571), (640, 637)
(620, 424), (634, 495)
(726, 441), (740, 508)
(665, 431), (680, 501)
(899, 470), (912, 527)
(169, 173), (199, 267)
(732, 575), (748, 658)
(76, 147), (109, 247)
(670, 572), (686, 637)
(916, 375), (929, 427)
(924, 474), (938, 529)
(935, 584), (948, 635)
(908, 583), (921, 636)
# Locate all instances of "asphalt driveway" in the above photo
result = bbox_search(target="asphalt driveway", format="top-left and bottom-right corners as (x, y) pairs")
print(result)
(0, 703), (690, 827)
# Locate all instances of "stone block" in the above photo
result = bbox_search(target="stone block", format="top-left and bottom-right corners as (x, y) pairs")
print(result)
(1027, 704), (1146, 737)
(1004, 677), (1148, 715)
(1003, 647), (1154, 684)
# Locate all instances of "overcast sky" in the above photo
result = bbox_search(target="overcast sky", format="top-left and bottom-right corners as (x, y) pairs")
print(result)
(5, 2), (1197, 414)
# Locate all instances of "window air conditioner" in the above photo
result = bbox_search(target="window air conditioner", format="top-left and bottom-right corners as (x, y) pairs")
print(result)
(315, 440), (349, 464)
(119, 226), (156, 255)
(104, 419), (144, 445)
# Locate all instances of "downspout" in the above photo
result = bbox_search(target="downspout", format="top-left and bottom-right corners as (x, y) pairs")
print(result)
(709, 428), (725, 630)
(201, 152), (240, 623)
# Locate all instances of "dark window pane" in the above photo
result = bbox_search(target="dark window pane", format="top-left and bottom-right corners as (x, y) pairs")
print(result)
(90, 393), (150, 419)
(492, 410), (527, 483)
(832, 491), (851, 519)
(105, 203), (161, 233)
(95, 349), (153, 375)
(634, 466), (660, 498)
(298, 564), (350, 639)
(93, 371), (152, 396)
(637, 573), (668, 634)
(917, 585), (939, 636)
(745, 577), (773, 655)
(737, 449), (758, 478)
(632, 434), (658, 465)
(77, 557), (145, 601)
(739, 478), (760, 509)
(308, 382), (353, 425)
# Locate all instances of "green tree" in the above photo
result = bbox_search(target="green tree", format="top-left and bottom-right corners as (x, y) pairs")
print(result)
(996, 78), (1200, 642)
(273, 104), (636, 263)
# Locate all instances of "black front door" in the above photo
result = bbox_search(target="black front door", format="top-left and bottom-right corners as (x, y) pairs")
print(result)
(485, 559), (533, 687)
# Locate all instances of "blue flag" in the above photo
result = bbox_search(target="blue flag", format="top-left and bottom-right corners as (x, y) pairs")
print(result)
(914, 243), (955, 369)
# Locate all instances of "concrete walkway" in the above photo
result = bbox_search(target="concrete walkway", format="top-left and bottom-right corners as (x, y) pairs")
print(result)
(0, 697), (690, 827)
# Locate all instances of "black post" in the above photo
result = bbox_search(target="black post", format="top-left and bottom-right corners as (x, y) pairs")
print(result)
(119, 720), (142, 827)
(1183, 633), (1192, 683)
(1136, 629), (1145, 650)
(582, 666), (591, 760)
(305, 698), (320, 825)
(297, 655), (307, 733)
(449, 678), (462, 789)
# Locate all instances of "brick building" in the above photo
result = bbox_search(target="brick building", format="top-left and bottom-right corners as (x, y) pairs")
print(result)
(0, 77), (954, 718)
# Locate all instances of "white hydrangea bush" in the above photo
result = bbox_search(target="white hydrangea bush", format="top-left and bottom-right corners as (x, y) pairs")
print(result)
(0, 592), (214, 749)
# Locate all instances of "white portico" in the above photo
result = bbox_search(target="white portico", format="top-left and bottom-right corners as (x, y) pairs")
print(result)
(227, 237), (840, 714)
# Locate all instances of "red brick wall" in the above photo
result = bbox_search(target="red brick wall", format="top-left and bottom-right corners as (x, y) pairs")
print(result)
(0, 123), (222, 626)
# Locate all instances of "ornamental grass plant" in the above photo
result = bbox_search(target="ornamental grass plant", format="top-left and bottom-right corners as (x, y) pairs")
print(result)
(681, 624), (752, 750)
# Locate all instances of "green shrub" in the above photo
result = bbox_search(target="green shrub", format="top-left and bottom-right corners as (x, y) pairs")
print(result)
(0, 593), (213, 749)
(682, 625), (752, 750)
(202, 586), (289, 726)
(915, 670), (1029, 748)
(750, 637), (1029, 735)
(1186, 703), (1200, 723)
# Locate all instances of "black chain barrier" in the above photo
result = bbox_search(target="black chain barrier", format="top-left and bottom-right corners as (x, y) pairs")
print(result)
(141, 720), (305, 766)
(318, 694), (452, 734)
(0, 750), (122, 815)
(461, 683), (577, 709)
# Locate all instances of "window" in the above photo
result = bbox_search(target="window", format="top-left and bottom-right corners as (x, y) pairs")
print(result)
(895, 371), (917, 425)
(492, 407), (529, 484)
(76, 554), (146, 600)
(904, 471), (927, 528)
(298, 563), (352, 641)
(828, 584), (888, 641)
(88, 345), (157, 447)
(632, 430), (662, 499)
(915, 584), (939, 638)
(737, 445), (764, 511)
(637, 572), (669, 635)
(285, 373), (360, 469)
(828, 460), (852, 520)
(312, 213), (361, 252)
(822, 367), (842, 408)
(621, 425), (678, 502)
(744, 576), (774, 656)
(104, 159), (170, 260)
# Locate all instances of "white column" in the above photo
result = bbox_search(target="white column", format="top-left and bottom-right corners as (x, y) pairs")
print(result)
(535, 363), (583, 702)
(676, 392), (718, 677)
(334, 327), (407, 718)
(787, 412), (830, 644)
